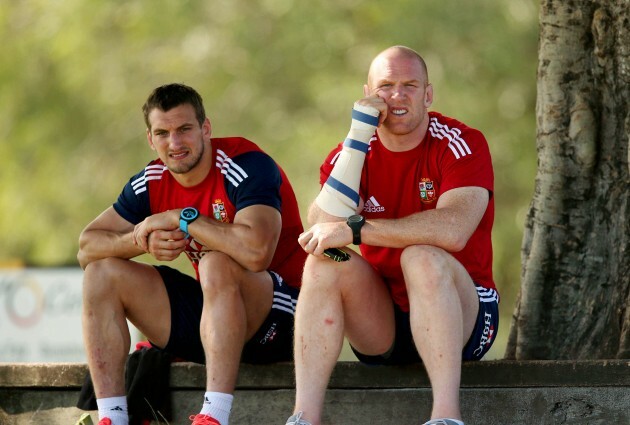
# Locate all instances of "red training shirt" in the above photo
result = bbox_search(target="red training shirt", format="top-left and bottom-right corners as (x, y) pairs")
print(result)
(320, 112), (496, 311)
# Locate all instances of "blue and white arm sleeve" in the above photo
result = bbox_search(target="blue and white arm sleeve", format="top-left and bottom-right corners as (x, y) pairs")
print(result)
(315, 103), (379, 217)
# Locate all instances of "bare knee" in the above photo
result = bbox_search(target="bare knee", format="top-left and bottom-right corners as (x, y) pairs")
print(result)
(198, 251), (240, 295)
(82, 257), (125, 302)
(400, 245), (453, 293)
(301, 254), (346, 293)
(401, 245), (450, 274)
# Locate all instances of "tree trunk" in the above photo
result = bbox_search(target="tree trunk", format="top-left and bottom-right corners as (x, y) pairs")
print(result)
(506, 0), (629, 359)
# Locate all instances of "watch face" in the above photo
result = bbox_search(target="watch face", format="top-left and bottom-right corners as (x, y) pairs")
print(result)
(182, 207), (199, 221)
(348, 215), (364, 225)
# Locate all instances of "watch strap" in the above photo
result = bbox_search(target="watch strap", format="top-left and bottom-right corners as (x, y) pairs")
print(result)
(179, 207), (199, 236)
(179, 218), (190, 235)
(347, 215), (365, 245)
(351, 227), (361, 245)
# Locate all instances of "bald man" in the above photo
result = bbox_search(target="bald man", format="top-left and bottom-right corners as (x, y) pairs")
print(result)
(285, 46), (499, 425)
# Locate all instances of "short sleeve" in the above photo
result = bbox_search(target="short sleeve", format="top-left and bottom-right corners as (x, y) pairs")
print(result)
(112, 169), (152, 224)
(224, 151), (283, 212)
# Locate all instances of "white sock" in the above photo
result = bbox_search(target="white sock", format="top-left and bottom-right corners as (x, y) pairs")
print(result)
(199, 391), (234, 425)
(315, 102), (379, 217)
(96, 396), (128, 425)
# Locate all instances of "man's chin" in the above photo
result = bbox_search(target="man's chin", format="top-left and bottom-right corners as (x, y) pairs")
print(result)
(167, 164), (193, 174)
(167, 157), (202, 174)
(383, 124), (416, 136)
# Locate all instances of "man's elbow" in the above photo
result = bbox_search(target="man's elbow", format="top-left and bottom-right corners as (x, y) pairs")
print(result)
(77, 231), (96, 269)
(239, 245), (274, 273)
(76, 240), (96, 269)
(245, 259), (270, 274)
(77, 250), (90, 270)
(447, 240), (466, 253)
(77, 234), (88, 269)
(444, 231), (472, 253)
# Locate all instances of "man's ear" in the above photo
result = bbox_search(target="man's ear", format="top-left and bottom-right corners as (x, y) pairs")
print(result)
(424, 84), (434, 108)
(202, 118), (212, 140)
(363, 84), (370, 97)
(146, 129), (156, 151)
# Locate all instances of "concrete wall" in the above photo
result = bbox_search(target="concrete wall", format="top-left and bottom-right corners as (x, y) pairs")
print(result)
(1, 360), (628, 424)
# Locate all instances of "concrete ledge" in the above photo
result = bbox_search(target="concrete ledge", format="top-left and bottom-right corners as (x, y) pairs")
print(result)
(1, 360), (629, 424)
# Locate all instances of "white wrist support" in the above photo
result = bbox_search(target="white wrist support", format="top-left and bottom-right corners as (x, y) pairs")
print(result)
(315, 103), (379, 217)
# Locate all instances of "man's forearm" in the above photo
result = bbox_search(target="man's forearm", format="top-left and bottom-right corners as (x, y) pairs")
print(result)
(307, 201), (350, 226)
(314, 103), (378, 217)
(77, 230), (143, 269)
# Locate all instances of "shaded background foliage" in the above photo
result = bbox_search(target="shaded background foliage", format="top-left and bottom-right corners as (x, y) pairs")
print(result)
(0, 0), (538, 357)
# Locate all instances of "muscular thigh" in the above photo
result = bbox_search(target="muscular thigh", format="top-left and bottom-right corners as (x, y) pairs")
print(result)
(440, 252), (480, 344)
(401, 245), (480, 345)
(119, 262), (172, 347)
(235, 267), (275, 340)
(336, 252), (396, 356)
(198, 251), (274, 340)
(84, 257), (171, 347)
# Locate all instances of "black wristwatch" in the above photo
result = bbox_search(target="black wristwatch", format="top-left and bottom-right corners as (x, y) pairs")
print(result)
(346, 214), (365, 245)
(179, 207), (199, 236)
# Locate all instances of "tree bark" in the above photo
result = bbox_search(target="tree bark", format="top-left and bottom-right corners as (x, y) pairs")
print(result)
(506, 0), (629, 359)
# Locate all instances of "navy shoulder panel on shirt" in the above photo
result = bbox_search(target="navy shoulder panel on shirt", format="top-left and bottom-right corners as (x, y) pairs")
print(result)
(220, 150), (282, 212)
(113, 163), (164, 224)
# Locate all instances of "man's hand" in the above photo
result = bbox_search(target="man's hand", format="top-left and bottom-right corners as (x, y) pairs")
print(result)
(298, 221), (352, 256)
(145, 229), (188, 261)
(132, 210), (182, 252)
(357, 94), (388, 127)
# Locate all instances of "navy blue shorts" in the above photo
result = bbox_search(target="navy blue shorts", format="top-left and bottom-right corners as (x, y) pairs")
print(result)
(152, 266), (299, 364)
(352, 283), (499, 364)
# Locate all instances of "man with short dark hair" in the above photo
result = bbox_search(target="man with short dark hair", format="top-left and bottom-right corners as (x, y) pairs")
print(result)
(78, 83), (306, 425)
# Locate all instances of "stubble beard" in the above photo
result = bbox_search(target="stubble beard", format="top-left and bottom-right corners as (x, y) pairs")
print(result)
(168, 142), (205, 175)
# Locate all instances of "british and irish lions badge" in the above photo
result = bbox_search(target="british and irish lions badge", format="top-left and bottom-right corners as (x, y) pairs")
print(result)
(419, 178), (436, 203)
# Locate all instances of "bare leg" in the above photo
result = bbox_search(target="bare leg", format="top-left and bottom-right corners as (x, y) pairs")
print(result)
(197, 251), (273, 393)
(82, 258), (171, 398)
(293, 258), (345, 423)
(401, 245), (479, 421)
(292, 252), (395, 425)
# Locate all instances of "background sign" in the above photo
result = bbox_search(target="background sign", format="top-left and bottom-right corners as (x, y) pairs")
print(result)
(0, 268), (141, 362)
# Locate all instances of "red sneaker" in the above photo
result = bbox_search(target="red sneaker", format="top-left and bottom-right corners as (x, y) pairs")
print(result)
(98, 419), (112, 425)
(189, 414), (221, 425)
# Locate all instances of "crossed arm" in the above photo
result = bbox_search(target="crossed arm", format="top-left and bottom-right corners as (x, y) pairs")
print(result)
(78, 205), (281, 272)
(299, 186), (489, 256)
